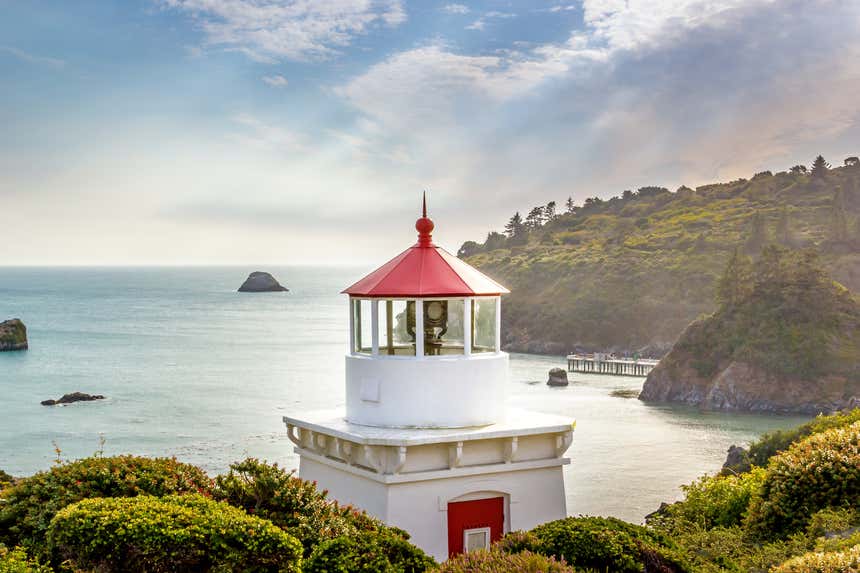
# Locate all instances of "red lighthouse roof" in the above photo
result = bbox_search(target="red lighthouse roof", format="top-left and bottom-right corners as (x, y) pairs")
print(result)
(342, 196), (510, 298)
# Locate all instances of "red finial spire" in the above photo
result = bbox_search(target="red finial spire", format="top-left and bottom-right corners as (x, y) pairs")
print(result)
(415, 190), (434, 247)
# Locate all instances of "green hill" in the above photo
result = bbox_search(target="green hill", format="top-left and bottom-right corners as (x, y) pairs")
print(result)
(639, 247), (860, 413)
(461, 157), (860, 355)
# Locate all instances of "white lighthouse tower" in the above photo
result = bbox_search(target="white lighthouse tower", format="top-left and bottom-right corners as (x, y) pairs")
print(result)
(284, 198), (574, 560)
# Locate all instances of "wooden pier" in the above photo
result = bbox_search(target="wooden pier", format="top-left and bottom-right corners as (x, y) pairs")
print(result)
(566, 354), (659, 377)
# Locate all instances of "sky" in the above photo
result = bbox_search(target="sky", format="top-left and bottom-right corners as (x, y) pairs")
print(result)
(1, 0), (859, 265)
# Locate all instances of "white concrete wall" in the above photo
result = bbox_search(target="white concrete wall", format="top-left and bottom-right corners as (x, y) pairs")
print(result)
(345, 352), (509, 428)
(300, 457), (567, 562)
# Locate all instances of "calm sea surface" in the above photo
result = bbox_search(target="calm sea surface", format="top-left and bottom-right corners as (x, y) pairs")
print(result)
(0, 267), (808, 521)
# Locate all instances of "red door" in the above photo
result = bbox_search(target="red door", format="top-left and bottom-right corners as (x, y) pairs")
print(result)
(447, 497), (505, 557)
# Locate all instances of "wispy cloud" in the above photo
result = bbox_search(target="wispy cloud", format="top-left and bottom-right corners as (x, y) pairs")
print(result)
(160, 0), (407, 62)
(229, 113), (305, 151)
(0, 46), (64, 68)
(262, 74), (289, 87)
(442, 4), (469, 15)
(466, 10), (516, 31)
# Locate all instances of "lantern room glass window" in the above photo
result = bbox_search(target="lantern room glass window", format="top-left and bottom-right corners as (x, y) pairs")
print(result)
(352, 299), (373, 354)
(472, 297), (497, 353)
(419, 299), (465, 356)
(378, 300), (416, 356)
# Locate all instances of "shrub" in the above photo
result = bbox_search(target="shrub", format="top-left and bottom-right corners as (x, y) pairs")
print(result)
(748, 409), (860, 467)
(47, 494), (301, 573)
(213, 458), (383, 555)
(660, 468), (766, 530)
(304, 527), (435, 573)
(744, 421), (860, 537)
(771, 545), (860, 573)
(0, 471), (12, 490)
(0, 455), (211, 552)
(434, 548), (575, 572)
(522, 516), (690, 573)
(0, 547), (52, 573)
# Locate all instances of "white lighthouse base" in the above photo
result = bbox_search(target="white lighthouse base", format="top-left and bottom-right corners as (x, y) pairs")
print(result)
(283, 408), (574, 561)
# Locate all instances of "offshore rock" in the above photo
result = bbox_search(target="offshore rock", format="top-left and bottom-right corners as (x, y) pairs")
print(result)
(0, 318), (28, 351)
(41, 392), (106, 406)
(238, 271), (289, 293)
(547, 368), (569, 387)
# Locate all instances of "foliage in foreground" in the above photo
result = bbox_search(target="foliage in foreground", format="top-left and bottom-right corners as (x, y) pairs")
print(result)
(771, 544), (860, 573)
(500, 516), (690, 573)
(0, 455), (212, 553)
(213, 458), (384, 556)
(746, 408), (860, 468)
(744, 420), (860, 538)
(305, 527), (435, 573)
(47, 494), (302, 573)
(0, 547), (52, 573)
(433, 548), (575, 573)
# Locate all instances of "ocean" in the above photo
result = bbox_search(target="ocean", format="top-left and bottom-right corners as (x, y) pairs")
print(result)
(0, 266), (808, 521)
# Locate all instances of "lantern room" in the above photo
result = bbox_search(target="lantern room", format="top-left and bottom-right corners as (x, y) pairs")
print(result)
(341, 198), (511, 429)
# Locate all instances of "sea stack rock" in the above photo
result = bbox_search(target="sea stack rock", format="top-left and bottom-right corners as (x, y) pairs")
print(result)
(0, 318), (28, 351)
(238, 271), (289, 293)
(547, 367), (569, 387)
(41, 392), (106, 406)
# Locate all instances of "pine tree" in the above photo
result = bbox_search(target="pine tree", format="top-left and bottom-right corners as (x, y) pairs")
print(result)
(565, 197), (576, 213)
(811, 155), (830, 178)
(789, 165), (807, 174)
(525, 206), (545, 229)
(544, 201), (557, 222)
(504, 212), (524, 238)
(716, 249), (754, 308)
(744, 211), (768, 254)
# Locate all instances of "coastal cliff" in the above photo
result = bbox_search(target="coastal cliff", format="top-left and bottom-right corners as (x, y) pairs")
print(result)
(0, 319), (28, 351)
(462, 161), (860, 354)
(640, 248), (860, 413)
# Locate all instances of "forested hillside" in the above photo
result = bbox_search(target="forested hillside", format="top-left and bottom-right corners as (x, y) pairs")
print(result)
(461, 156), (860, 355)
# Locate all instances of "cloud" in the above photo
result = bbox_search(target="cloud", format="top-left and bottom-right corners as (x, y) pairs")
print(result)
(262, 74), (289, 87)
(0, 46), (64, 68)
(335, 0), (860, 225)
(160, 0), (407, 62)
(466, 10), (516, 31)
(442, 4), (469, 15)
(229, 113), (305, 152)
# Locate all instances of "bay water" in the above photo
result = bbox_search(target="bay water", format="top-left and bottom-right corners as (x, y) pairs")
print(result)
(0, 267), (807, 521)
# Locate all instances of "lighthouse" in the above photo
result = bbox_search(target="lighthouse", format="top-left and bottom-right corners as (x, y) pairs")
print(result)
(283, 198), (575, 560)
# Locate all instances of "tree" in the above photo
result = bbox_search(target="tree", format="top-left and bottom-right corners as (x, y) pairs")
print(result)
(636, 186), (668, 198)
(544, 201), (557, 222)
(844, 156), (859, 167)
(811, 155), (830, 178)
(565, 197), (576, 213)
(525, 206), (545, 229)
(789, 165), (807, 174)
(484, 231), (506, 251)
(622, 190), (634, 200)
(457, 240), (480, 258)
(744, 211), (768, 254)
(504, 212), (524, 238)
(716, 248), (754, 308)
(775, 206), (793, 247)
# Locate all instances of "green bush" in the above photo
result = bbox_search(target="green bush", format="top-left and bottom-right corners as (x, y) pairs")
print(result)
(771, 545), (860, 573)
(0, 455), (211, 552)
(659, 468), (766, 530)
(0, 547), (52, 573)
(304, 527), (435, 573)
(745, 421), (860, 537)
(0, 471), (12, 490)
(517, 516), (690, 573)
(47, 494), (301, 573)
(748, 409), (860, 467)
(433, 548), (575, 572)
(213, 458), (383, 555)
